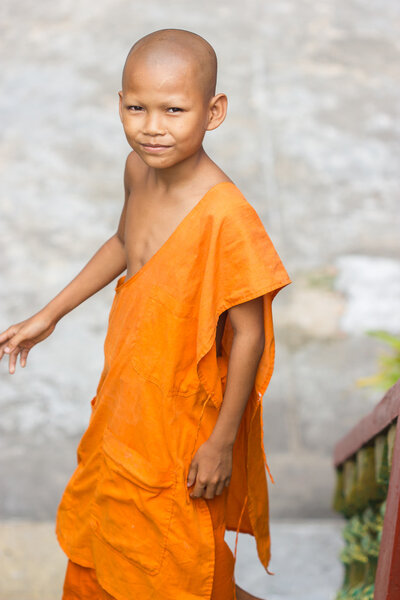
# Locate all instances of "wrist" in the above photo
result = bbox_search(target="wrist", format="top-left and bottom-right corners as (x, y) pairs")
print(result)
(38, 303), (63, 326)
(208, 429), (236, 450)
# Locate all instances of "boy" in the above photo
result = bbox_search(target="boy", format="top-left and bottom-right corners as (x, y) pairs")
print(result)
(0, 28), (291, 600)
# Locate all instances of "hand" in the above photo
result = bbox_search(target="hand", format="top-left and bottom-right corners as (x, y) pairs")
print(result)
(0, 311), (57, 374)
(187, 438), (232, 500)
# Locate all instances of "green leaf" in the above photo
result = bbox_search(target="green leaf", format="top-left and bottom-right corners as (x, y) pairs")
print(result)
(357, 330), (400, 392)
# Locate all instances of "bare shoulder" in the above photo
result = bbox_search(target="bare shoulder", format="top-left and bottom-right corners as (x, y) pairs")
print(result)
(202, 165), (234, 189)
(123, 150), (146, 195)
(191, 168), (236, 206)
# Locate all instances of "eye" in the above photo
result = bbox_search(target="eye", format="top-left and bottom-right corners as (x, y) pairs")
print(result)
(167, 107), (183, 113)
(127, 105), (143, 111)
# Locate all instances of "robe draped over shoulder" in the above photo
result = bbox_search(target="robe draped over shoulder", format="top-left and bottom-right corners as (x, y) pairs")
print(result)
(55, 181), (291, 600)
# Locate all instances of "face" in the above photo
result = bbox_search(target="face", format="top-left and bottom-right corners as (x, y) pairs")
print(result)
(118, 55), (222, 168)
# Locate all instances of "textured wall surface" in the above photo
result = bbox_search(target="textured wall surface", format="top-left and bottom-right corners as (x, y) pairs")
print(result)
(0, 0), (399, 523)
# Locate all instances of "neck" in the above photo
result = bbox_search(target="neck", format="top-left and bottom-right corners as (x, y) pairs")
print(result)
(146, 146), (211, 193)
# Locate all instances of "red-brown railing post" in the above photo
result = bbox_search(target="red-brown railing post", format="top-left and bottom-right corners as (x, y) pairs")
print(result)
(374, 415), (400, 600)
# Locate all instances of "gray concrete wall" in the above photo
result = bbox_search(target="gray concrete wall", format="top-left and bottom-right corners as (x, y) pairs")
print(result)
(1, 0), (399, 521)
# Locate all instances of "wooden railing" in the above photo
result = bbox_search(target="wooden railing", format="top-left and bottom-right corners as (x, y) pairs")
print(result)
(332, 379), (400, 600)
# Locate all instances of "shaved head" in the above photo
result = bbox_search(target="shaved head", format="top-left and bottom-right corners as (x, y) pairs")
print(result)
(122, 28), (217, 104)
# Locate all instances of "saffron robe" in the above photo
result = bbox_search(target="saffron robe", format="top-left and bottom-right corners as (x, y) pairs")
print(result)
(55, 181), (292, 600)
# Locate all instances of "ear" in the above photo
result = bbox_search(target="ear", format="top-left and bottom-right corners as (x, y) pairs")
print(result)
(206, 93), (228, 132)
(118, 90), (123, 123)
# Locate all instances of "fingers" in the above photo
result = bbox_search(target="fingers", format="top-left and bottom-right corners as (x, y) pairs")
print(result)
(215, 481), (227, 496)
(0, 328), (17, 360)
(203, 481), (218, 500)
(0, 332), (26, 374)
(187, 461), (198, 489)
(2, 334), (22, 357)
(6, 345), (30, 373)
(190, 476), (230, 499)
(188, 460), (218, 499)
(187, 444), (232, 500)
(20, 348), (29, 368)
(1, 336), (23, 374)
(0, 326), (16, 344)
(190, 475), (211, 499)
(7, 333), (25, 353)
(7, 347), (21, 374)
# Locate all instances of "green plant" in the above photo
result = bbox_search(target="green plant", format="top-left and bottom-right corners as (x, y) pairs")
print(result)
(357, 330), (400, 392)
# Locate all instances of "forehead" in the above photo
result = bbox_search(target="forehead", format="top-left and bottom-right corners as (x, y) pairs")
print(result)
(122, 52), (204, 99)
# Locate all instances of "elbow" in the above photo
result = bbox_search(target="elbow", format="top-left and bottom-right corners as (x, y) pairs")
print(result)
(249, 329), (265, 359)
(232, 328), (265, 358)
(115, 231), (125, 247)
(255, 330), (265, 358)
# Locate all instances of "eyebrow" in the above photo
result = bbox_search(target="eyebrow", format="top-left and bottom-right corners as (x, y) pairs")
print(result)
(123, 94), (190, 106)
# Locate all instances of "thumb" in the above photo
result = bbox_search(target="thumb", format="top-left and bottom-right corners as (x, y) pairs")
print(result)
(4, 336), (22, 353)
(187, 461), (198, 487)
(4, 342), (18, 354)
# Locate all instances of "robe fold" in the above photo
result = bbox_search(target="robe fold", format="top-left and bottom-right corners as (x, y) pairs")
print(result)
(55, 180), (292, 600)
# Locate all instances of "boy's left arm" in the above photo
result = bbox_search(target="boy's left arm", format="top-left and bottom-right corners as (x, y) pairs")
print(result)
(187, 296), (265, 499)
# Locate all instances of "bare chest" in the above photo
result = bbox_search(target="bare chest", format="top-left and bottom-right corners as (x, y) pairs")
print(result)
(124, 194), (198, 280)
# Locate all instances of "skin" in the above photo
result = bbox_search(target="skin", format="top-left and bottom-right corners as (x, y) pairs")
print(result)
(0, 29), (266, 599)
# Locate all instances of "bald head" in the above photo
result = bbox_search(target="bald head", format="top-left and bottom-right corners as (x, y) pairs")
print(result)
(122, 29), (217, 104)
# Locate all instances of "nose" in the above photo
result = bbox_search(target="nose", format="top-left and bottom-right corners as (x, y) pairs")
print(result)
(142, 110), (165, 137)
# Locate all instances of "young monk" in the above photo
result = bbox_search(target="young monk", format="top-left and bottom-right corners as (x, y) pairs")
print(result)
(0, 28), (291, 600)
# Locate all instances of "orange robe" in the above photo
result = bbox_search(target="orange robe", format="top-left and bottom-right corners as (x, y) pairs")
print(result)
(56, 181), (292, 600)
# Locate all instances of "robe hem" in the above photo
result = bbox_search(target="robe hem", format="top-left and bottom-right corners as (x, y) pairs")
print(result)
(55, 522), (95, 569)
(246, 400), (272, 573)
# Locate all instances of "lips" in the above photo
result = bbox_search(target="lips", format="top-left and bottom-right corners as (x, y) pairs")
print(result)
(140, 143), (170, 148)
(140, 143), (172, 154)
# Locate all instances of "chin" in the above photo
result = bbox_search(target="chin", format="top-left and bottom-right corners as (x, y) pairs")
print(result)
(141, 155), (174, 168)
(141, 152), (187, 169)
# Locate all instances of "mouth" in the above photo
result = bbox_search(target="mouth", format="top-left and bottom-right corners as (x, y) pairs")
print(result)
(140, 143), (172, 153)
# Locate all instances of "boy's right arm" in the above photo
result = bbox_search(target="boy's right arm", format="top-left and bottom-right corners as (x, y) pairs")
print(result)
(42, 231), (127, 324)
(0, 153), (133, 374)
